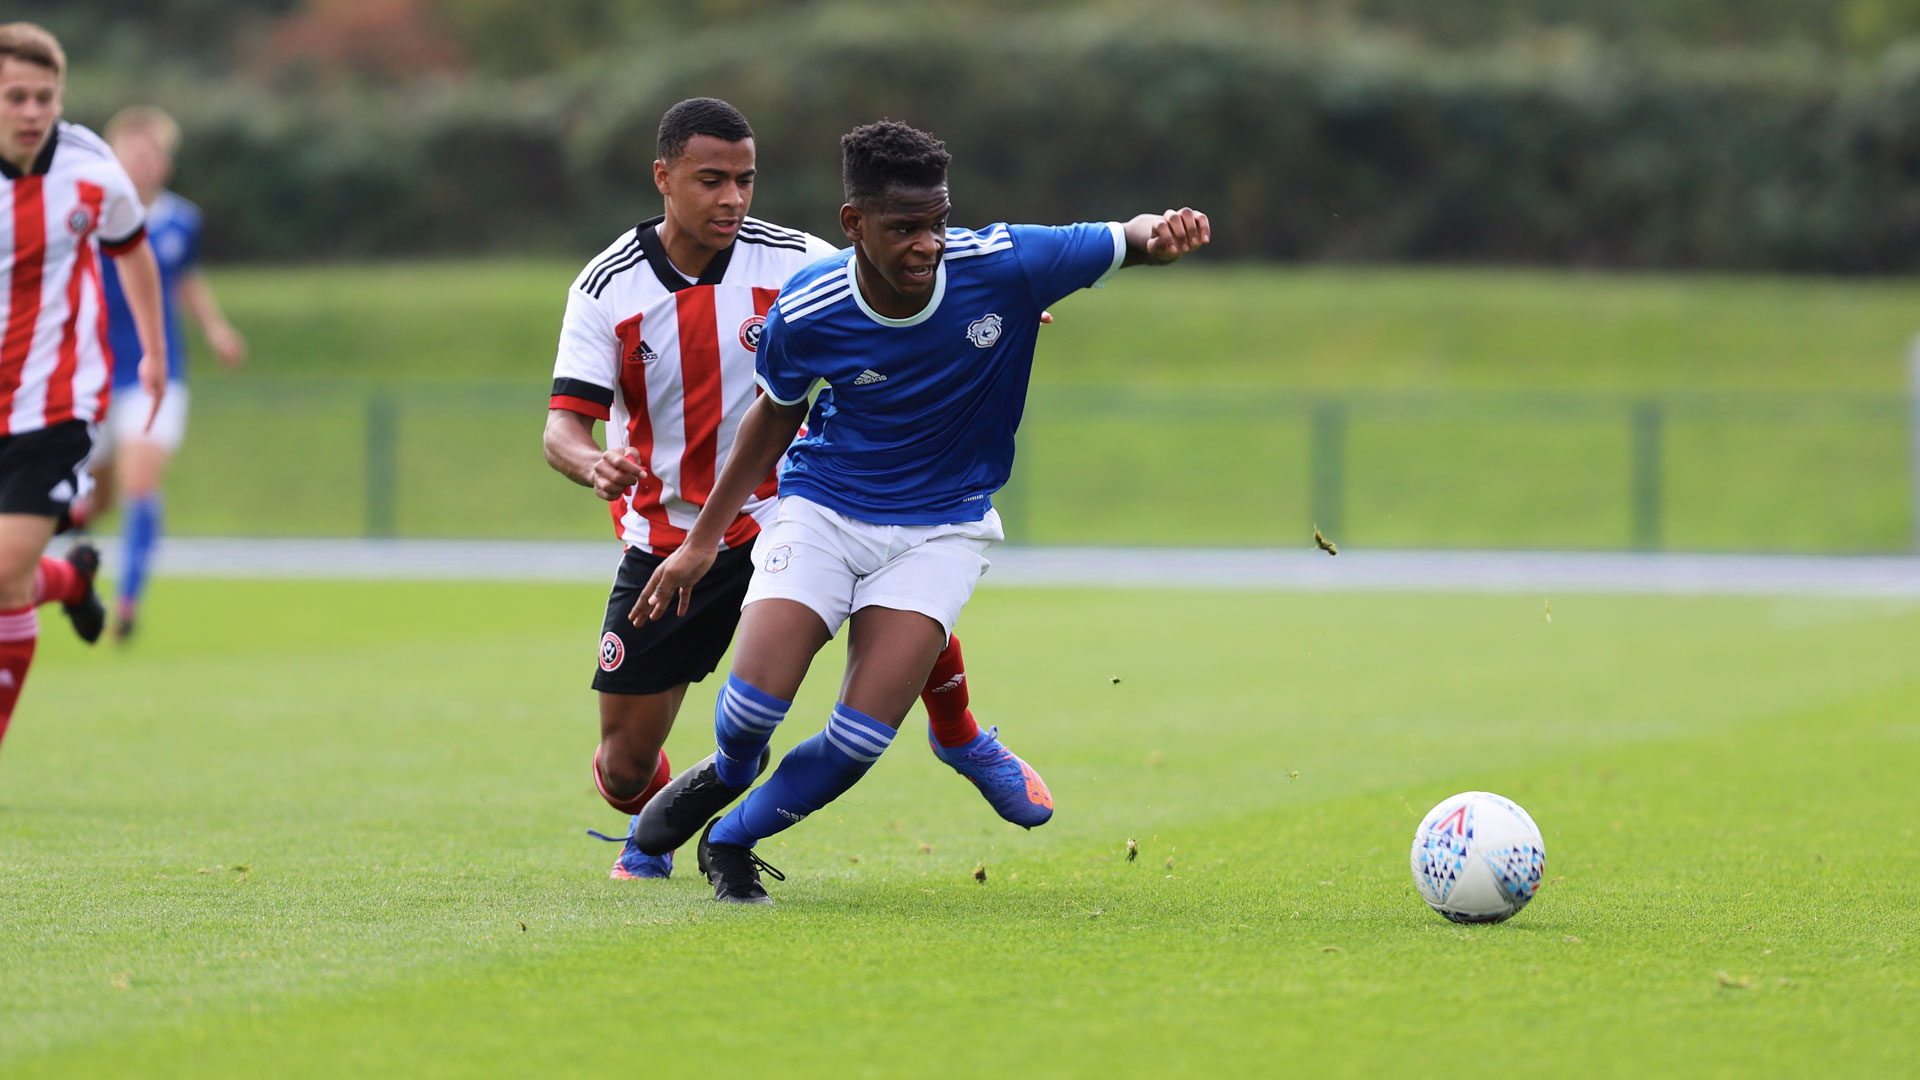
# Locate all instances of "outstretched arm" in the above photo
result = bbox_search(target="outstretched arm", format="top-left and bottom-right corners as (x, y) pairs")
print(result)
(633, 394), (809, 623)
(1121, 208), (1211, 268)
(108, 241), (169, 432)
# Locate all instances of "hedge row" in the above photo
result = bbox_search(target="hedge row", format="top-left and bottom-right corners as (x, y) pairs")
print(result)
(65, 10), (1920, 271)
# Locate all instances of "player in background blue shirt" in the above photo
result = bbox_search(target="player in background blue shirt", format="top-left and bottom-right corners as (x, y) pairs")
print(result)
(91, 106), (246, 642)
(630, 121), (1209, 903)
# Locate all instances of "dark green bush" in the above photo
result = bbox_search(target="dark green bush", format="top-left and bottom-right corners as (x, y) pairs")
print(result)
(61, 9), (1920, 271)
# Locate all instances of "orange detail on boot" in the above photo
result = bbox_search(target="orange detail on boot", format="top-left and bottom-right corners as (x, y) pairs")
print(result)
(1020, 761), (1054, 810)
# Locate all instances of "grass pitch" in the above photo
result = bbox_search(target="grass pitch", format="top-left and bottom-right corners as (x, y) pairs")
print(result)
(2, 579), (1916, 1077)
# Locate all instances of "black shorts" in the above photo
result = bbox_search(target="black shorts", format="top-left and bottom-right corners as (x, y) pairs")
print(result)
(592, 543), (756, 696)
(0, 420), (95, 517)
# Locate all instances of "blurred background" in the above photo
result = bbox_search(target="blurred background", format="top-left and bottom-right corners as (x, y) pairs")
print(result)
(33, 0), (1920, 552)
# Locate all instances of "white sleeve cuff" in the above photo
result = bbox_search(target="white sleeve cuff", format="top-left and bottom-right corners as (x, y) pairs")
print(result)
(755, 372), (814, 406)
(1091, 221), (1127, 289)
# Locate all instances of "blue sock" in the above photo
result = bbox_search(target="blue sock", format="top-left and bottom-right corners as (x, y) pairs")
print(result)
(119, 494), (162, 612)
(711, 703), (897, 848)
(712, 674), (791, 787)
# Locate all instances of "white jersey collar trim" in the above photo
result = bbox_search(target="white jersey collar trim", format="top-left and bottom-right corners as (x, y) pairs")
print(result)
(851, 258), (946, 328)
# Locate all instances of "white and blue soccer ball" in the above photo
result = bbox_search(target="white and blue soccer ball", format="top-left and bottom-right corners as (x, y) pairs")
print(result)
(1410, 791), (1545, 924)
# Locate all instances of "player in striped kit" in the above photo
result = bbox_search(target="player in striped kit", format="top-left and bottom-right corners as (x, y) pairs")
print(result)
(0, 23), (168, 758)
(543, 99), (1051, 880)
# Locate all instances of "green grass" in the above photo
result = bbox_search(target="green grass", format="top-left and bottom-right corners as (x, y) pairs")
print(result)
(3, 580), (1917, 1076)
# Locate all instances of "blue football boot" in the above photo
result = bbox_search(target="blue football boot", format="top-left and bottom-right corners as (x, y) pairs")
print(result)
(588, 815), (673, 880)
(930, 725), (1054, 829)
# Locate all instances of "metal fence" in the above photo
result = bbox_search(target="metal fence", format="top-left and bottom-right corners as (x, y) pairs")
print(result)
(167, 375), (1917, 554)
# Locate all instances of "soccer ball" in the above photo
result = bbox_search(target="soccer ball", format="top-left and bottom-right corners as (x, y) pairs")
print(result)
(1410, 791), (1545, 924)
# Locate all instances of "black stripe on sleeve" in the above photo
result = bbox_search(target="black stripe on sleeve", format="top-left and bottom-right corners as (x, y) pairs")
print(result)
(551, 377), (615, 407)
(99, 224), (148, 256)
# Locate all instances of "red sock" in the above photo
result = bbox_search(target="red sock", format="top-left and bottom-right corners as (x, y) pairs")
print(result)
(593, 745), (672, 815)
(922, 633), (981, 748)
(33, 557), (83, 608)
(0, 607), (39, 752)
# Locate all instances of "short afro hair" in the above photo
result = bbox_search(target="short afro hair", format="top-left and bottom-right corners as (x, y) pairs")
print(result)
(656, 98), (754, 162)
(841, 121), (950, 204)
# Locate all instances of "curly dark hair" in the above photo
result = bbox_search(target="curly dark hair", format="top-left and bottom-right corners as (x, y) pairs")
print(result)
(841, 120), (950, 204)
(656, 98), (754, 161)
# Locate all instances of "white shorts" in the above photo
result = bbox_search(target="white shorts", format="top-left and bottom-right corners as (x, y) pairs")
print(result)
(741, 495), (1003, 639)
(103, 382), (189, 455)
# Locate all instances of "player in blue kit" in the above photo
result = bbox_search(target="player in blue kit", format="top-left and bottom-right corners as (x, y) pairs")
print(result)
(631, 120), (1209, 902)
(91, 106), (246, 641)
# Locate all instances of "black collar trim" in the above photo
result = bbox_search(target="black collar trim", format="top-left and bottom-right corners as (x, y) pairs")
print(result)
(634, 215), (734, 293)
(0, 127), (58, 180)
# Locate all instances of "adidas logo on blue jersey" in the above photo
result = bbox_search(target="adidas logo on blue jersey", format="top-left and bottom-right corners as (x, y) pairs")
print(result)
(853, 369), (888, 385)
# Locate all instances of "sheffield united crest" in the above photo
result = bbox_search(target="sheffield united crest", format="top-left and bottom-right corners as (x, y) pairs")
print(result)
(739, 315), (766, 352)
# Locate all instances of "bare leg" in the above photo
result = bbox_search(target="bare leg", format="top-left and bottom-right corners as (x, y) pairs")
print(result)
(840, 606), (949, 729)
(0, 515), (57, 610)
(87, 456), (116, 523)
(595, 685), (686, 800)
(728, 598), (832, 699)
(118, 438), (169, 500)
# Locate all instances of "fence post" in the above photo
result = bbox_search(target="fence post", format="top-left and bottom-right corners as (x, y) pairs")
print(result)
(1911, 334), (1920, 553)
(1310, 399), (1346, 542)
(1630, 399), (1663, 552)
(365, 396), (398, 539)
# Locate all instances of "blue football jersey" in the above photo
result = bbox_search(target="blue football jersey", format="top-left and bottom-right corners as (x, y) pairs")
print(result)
(101, 190), (201, 387)
(757, 221), (1125, 525)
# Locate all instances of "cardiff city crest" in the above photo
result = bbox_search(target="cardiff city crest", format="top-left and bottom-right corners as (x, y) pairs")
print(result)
(966, 313), (1002, 348)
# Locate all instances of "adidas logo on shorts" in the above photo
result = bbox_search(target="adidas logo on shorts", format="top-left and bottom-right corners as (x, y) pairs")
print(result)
(852, 369), (887, 385)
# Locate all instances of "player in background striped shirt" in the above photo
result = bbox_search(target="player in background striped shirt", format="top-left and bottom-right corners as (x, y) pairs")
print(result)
(0, 23), (168, 757)
(90, 105), (248, 643)
(544, 99), (1051, 881)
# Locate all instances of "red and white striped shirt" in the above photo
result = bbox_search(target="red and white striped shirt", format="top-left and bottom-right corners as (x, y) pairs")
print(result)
(551, 216), (838, 555)
(0, 122), (146, 436)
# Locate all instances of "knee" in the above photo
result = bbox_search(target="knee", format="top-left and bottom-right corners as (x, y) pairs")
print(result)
(0, 573), (31, 610)
(0, 555), (38, 609)
(598, 733), (664, 797)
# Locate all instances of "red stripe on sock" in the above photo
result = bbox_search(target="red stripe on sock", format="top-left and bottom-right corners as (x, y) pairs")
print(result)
(0, 611), (39, 752)
(0, 606), (37, 641)
(923, 633), (981, 748)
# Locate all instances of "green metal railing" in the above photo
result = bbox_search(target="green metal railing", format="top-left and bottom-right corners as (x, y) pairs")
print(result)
(169, 377), (1914, 554)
